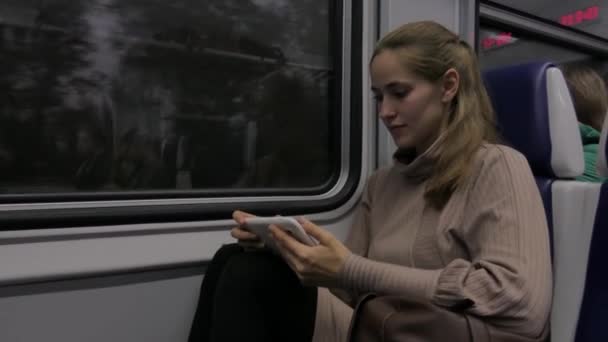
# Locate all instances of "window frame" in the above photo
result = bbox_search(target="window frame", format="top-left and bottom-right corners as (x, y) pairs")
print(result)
(480, 1), (608, 58)
(482, 0), (608, 43)
(0, 0), (364, 230)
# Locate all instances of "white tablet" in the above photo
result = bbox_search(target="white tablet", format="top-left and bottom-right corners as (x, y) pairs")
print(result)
(244, 216), (318, 251)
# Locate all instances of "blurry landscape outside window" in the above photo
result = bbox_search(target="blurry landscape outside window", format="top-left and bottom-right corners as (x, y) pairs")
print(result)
(0, 0), (337, 194)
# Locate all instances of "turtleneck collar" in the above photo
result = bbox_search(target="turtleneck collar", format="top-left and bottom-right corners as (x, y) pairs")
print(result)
(392, 135), (443, 182)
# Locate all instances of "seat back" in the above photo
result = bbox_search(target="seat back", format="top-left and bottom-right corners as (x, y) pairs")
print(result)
(483, 61), (598, 342)
(575, 121), (608, 342)
(483, 62), (584, 178)
(483, 61), (585, 249)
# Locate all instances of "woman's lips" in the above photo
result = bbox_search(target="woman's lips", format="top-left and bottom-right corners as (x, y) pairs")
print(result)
(389, 124), (407, 133)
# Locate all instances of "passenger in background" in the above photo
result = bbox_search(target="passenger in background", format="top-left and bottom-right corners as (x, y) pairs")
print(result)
(3, 97), (42, 181)
(0, 104), (14, 179)
(0, 96), (17, 184)
(189, 21), (552, 342)
(235, 74), (330, 188)
(562, 64), (607, 182)
(159, 119), (179, 188)
(74, 124), (112, 190)
(0, 143), (13, 181)
(114, 129), (171, 189)
(50, 131), (76, 181)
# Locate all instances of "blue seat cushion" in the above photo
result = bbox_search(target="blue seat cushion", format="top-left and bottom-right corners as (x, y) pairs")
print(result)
(535, 177), (553, 259)
(484, 62), (554, 176)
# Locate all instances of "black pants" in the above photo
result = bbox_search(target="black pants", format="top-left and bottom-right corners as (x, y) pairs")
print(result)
(188, 244), (318, 342)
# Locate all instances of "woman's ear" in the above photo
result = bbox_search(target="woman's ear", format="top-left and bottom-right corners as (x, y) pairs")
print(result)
(441, 68), (460, 103)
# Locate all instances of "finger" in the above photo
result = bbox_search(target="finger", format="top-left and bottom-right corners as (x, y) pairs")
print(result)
(231, 227), (259, 241)
(276, 239), (304, 281)
(297, 217), (334, 245)
(273, 239), (301, 272)
(232, 210), (255, 225)
(270, 225), (309, 258)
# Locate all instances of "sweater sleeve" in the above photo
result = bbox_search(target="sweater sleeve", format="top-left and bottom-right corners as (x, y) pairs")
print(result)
(338, 146), (552, 337)
(342, 172), (376, 257)
(329, 172), (377, 306)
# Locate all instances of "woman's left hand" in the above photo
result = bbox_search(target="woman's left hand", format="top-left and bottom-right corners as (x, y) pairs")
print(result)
(270, 217), (351, 287)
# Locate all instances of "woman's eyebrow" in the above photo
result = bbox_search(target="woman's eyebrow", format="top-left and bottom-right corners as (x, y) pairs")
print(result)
(385, 81), (411, 90)
(371, 81), (411, 91)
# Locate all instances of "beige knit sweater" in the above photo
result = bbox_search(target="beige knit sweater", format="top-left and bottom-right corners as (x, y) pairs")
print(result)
(312, 143), (552, 342)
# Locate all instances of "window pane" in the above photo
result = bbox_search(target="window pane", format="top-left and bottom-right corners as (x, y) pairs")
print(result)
(488, 1), (606, 39)
(479, 27), (589, 69)
(479, 26), (608, 85)
(0, 0), (337, 195)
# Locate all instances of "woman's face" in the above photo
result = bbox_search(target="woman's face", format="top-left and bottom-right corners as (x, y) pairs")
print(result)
(370, 49), (455, 154)
(76, 129), (95, 155)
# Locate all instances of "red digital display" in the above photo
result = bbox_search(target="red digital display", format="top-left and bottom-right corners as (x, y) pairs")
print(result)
(481, 32), (515, 51)
(560, 5), (600, 27)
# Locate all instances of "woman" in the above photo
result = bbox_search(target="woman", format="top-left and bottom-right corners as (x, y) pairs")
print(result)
(189, 21), (552, 342)
(562, 64), (607, 183)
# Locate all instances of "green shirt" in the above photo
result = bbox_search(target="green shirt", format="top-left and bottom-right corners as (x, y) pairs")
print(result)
(576, 123), (607, 183)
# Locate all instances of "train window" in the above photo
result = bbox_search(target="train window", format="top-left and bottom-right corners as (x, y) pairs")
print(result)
(486, 1), (606, 39)
(0, 0), (339, 196)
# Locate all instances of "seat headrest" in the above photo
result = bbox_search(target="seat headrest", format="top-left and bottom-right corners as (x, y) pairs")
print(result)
(483, 61), (584, 178)
(598, 115), (608, 177)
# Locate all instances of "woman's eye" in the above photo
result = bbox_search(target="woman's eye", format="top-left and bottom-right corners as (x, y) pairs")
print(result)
(373, 94), (383, 102)
(393, 91), (408, 99)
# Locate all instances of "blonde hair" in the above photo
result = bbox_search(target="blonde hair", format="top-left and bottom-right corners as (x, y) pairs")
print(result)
(372, 21), (498, 208)
(562, 64), (607, 131)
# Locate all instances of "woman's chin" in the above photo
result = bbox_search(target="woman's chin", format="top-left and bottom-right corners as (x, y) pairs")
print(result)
(392, 136), (415, 150)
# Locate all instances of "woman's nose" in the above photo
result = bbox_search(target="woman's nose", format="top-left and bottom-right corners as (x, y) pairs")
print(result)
(378, 101), (397, 119)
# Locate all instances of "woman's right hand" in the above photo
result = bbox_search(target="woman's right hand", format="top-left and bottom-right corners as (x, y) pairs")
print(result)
(231, 210), (264, 249)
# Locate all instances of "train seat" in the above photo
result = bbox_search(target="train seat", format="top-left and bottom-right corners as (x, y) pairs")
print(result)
(483, 61), (601, 342)
(574, 117), (608, 342)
